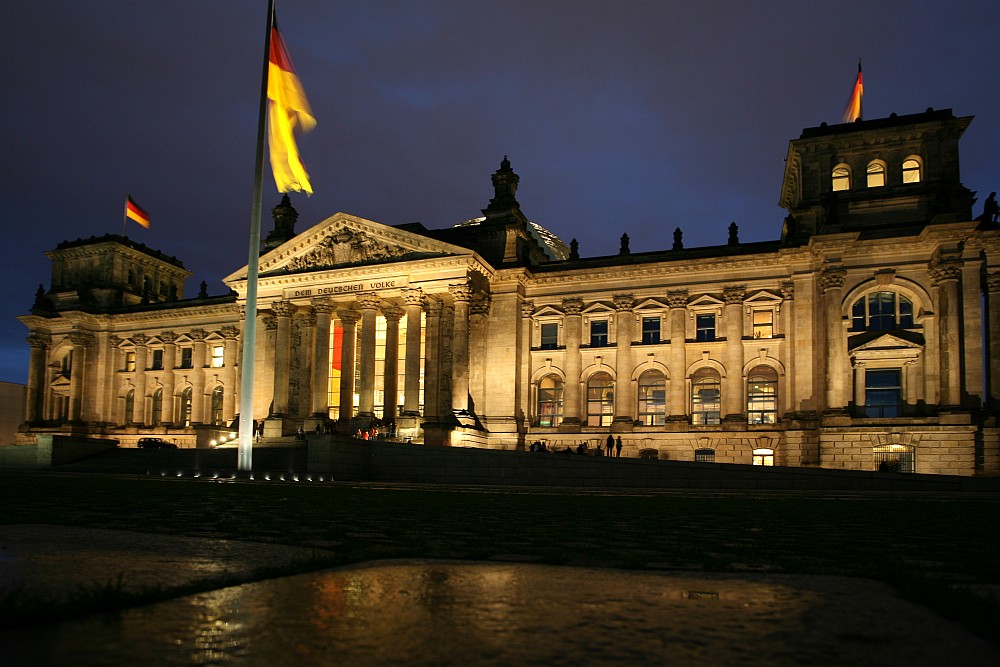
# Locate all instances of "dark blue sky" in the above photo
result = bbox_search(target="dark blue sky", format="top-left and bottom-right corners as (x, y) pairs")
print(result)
(2, 0), (998, 383)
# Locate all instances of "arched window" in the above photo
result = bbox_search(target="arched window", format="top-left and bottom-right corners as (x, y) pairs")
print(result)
(637, 370), (667, 426)
(124, 389), (135, 426)
(587, 372), (615, 426)
(691, 369), (721, 425)
(151, 388), (162, 426)
(210, 386), (224, 426)
(537, 375), (563, 427)
(867, 160), (886, 188)
(832, 165), (851, 192)
(180, 387), (193, 427)
(747, 367), (778, 424)
(902, 157), (922, 184)
(851, 292), (914, 331)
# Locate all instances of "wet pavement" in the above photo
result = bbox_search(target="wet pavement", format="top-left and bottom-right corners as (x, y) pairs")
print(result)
(0, 526), (998, 666)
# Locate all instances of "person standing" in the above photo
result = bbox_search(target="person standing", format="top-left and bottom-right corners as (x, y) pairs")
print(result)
(615, 436), (623, 458)
(606, 433), (615, 457)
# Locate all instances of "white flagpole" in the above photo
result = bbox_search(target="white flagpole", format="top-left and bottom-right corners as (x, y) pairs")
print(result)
(238, 0), (275, 471)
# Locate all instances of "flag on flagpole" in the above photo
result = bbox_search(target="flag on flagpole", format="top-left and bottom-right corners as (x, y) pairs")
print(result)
(843, 61), (863, 123)
(125, 195), (151, 228)
(267, 16), (316, 195)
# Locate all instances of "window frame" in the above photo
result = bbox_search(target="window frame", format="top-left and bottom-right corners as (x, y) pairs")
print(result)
(536, 374), (564, 427)
(695, 313), (716, 342)
(640, 316), (661, 345)
(210, 344), (225, 368)
(586, 371), (615, 427)
(864, 368), (902, 418)
(901, 156), (922, 184)
(637, 370), (666, 426)
(747, 367), (778, 425)
(691, 370), (721, 425)
(751, 310), (774, 339)
(866, 160), (887, 188)
(832, 164), (851, 191)
(539, 322), (560, 350)
(589, 319), (609, 347)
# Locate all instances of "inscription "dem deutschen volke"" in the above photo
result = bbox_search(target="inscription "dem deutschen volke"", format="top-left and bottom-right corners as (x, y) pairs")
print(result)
(285, 276), (409, 300)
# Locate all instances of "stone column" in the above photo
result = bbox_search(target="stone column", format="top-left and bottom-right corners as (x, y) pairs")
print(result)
(469, 295), (490, 419)
(779, 281), (795, 416)
(356, 294), (382, 419)
(66, 330), (92, 422)
(336, 309), (360, 426)
(987, 272), (1000, 408)
(930, 258), (963, 407)
(722, 285), (745, 420)
(401, 288), (424, 416)
(449, 283), (472, 414)
(256, 314), (277, 419)
(960, 254), (984, 407)
(271, 301), (294, 416)
(381, 304), (403, 422)
(132, 333), (149, 425)
(190, 329), (208, 424)
(310, 299), (334, 417)
(520, 300), (535, 426)
(612, 294), (635, 427)
(422, 298), (442, 421)
(221, 325), (239, 424)
(853, 360), (866, 411)
(819, 267), (847, 411)
(561, 297), (584, 428)
(666, 290), (688, 420)
(25, 332), (50, 423)
(160, 331), (178, 424)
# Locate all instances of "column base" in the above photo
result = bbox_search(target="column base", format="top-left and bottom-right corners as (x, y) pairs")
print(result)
(610, 418), (635, 433)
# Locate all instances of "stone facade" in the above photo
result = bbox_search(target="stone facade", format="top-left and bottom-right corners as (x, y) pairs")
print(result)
(16, 110), (1000, 476)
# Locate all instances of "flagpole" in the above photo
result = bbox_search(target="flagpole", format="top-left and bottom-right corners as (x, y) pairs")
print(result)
(857, 59), (863, 122)
(237, 0), (275, 472)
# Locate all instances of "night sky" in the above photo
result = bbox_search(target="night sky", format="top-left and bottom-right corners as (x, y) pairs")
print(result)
(2, 1), (998, 384)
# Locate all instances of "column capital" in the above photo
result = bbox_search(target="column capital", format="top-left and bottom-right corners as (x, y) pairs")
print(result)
(337, 309), (361, 326)
(131, 333), (150, 347)
(402, 287), (425, 307)
(108, 335), (123, 349)
(448, 282), (473, 302)
(159, 331), (179, 344)
(986, 272), (1000, 293)
(381, 304), (404, 323)
(723, 285), (746, 304)
(358, 293), (382, 310)
(272, 300), (295, 318)
(562, 297), (584, 315)
(613, 293), (634, 311)
(220, 325), (240, 339)
(66, 331), (93, 348)
(818, 266), (846, 292)
(311, 297), (335, 314)
(27, 332), (51, 349)
(521, 300), (535, 319)
(929, 257), (962, 285)
(424, 297), (443, 317)
(666, 290), (688, 309)
(779, 281), (795, 300)
(189, 328), (208, 341)
(470, 296), (491, 317)
(300, 311), (317, 326)
(263, 315), (277, 331)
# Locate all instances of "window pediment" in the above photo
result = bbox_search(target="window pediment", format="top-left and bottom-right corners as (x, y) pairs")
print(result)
(849, 331), (924, 360)
(688, 295), (724, 310)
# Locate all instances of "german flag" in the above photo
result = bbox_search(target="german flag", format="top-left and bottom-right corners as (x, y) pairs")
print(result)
(267, 16), (315, 195)
(125, 195), (150, 228)
(843, 62), (863, 123)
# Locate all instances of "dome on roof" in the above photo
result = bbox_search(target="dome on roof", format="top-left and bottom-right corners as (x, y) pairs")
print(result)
(453, 217), (570, 261)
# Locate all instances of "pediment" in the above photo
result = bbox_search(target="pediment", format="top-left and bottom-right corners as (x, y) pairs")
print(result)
(743, 290), (782, 306)
(224, 212), (474, 283)
(849, 330), (925, 353)
(634, 297), (669, 311)
(688, 294), (724, 309)
(534, 305), (564, 318)
(582, 302), (615, 315)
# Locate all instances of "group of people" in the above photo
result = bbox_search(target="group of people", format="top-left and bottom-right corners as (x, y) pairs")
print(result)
(529, 435), (624, 457)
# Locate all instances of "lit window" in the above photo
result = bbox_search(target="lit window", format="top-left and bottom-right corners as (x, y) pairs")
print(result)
(537, 375), (563, 427)
(124, 389), (134, 426)
(637, 370), (666, 426)
(874, 444), (914, 473)
(752, 310), (773, 339)
(832, 165), (851, 191)
(180, 387), (193, 427)
(691, 370), (721, 425)
(211, 345), (224, 368)
(540, 323), (559, 349)
(124, 350), (136, 372)
(589, 319), (608, 347)
(211, 386), (224, 425)
(696, 313), (716, 342)
(867, 161), (886, 188)
(151, 388), (162, 426)
(752, 448), (774, 466)
(851, 292), (913, 331)
(641, 317), (661, 344)
(747, 367), (778, 424)
(695, 448), (715, 463)
(902, 157), (922, 184)
(587, 372), (615, 426)
(865, 368), (901, 418)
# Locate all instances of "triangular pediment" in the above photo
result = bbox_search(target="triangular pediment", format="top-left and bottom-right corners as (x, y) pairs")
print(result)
(688, 294), (724, 309)
(849, 330), (925, 352)
(744, 290), (782, 306)
(224, 212), (475, 283)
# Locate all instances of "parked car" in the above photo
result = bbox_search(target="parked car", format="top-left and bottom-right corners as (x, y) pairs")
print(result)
(137, 437), (177, 449)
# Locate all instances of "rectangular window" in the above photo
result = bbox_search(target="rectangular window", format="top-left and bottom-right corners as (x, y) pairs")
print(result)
(641, 317), (661, 344)
(180, 347), (193, 369)
(752, 311), (773, 339)
(151, 349), (163, 370)
(124, 350), (136, 372)
(589, 319), (608, 347)
(540, 323), (559, 349)
(696, 313), (716, 342)
(865, 369), (902, 417)
(211, 345), (224, 368)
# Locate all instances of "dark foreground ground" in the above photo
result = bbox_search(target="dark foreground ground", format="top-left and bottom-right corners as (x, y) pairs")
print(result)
(1, 471), (998, 648)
